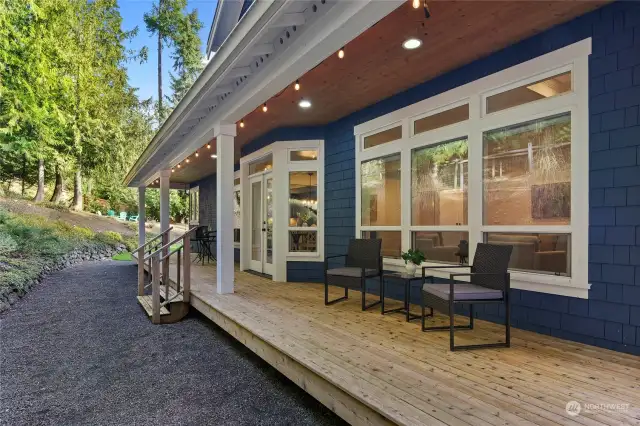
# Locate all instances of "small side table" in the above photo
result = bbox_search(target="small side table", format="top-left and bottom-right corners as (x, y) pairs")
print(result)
(381, 272), (425, 322)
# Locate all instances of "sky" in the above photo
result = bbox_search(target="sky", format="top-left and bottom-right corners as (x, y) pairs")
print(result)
(120, 0), (217, 102)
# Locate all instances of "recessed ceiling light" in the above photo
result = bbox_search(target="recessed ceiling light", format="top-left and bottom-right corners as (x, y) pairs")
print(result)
(402, 38), (422, 50)
(299, 99), (311, 109)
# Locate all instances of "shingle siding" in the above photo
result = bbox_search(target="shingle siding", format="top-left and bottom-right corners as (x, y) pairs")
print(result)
(198, 1), (640, 355)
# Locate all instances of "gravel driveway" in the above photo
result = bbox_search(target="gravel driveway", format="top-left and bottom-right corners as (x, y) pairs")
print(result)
(0, 261), (344, 426)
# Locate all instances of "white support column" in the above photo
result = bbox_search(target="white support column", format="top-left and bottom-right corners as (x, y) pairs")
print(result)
(215, 123), (237, 294)
(137, 186), (146, 248)
(159, 169), (171, 234)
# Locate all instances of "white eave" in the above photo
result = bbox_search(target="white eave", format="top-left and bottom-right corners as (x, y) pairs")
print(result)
(125, 0), (404, 188)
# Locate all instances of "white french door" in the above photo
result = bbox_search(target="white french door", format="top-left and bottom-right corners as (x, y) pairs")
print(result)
(249, 173), (274, 275)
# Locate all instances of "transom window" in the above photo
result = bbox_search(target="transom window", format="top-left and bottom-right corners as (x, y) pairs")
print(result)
(354, 39), (590, 298)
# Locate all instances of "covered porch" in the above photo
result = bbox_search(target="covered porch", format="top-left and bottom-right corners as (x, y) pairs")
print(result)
(150, 257), (640, 426)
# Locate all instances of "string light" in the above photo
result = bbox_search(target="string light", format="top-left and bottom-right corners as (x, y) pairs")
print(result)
(262, 103), (268, 112)
(186, 158), (190, 163)
(412, 0), (420, 8)
(171, 168), (175, 173)
(294, 80), (300, 91)
(195, 151), (199, 157)
(177, 164), (181, 168)
(240, 120), (245, 128)
(211, 154), (217, 159)
(206, 144), (211, 149)
(337, 47), (345, 59)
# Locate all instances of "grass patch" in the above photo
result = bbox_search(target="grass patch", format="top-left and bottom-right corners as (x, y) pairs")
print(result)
(0, 208), (132, 295)
(112, 251), (133, 261)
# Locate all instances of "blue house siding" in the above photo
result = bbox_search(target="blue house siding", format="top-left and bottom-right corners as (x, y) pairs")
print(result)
(325, 1), (640, 355)
(195, 2), (640, 355)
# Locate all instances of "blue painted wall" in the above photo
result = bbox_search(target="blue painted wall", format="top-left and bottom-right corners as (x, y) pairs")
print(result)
(322, 1), (640, 355)
(201, 2), (640, 354)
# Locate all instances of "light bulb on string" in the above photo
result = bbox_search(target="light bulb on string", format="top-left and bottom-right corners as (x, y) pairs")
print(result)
(240, 120), (245, 128)
(186, 158), (190, 163)
(412, 0), (420, 8)
(206, 144), (211, 149)
(337, 47), (345, 59)
(294, 80), (300, 91)
(262, 103), (268, 112)
(195, 151), (199, 157)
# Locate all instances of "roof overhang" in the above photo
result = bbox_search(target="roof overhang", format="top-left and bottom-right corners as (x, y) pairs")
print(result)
(124, 0), (404, 188)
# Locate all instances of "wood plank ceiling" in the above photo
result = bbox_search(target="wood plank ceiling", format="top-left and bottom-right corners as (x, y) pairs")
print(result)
(169, 0), (606, 184)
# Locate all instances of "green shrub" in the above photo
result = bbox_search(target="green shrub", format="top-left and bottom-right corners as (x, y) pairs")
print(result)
(0, 232), (18, 255)
(94, 230), (124, 247)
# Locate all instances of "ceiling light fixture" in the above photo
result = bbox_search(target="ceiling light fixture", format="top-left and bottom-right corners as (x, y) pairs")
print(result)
(299, 99), (311, 109)
(262, 103), (268, 112)
(240, 120), (245, 128)
(338, 47), (345, 59)
(412, 0), (420, 8)
(294, 80), (300, 91)
(211, 154), (217, 159)
(402, 38), (422, 50)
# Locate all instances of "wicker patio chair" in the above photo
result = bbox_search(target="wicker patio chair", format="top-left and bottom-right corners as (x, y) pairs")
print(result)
(421, 243), (513, 351)
(324, 239), (383, 311)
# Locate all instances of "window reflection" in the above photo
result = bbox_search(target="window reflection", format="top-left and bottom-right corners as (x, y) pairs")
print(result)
(412, 139), (468, 226)
(361, 154), (401, 226)
(483, 113), (571, 226)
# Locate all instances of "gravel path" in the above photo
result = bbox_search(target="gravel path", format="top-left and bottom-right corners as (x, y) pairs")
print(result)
(0, 261), (345, 426)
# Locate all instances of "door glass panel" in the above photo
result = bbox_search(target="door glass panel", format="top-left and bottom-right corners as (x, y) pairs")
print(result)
(265, 177), (273, 265)
(251, 181), (262, 262)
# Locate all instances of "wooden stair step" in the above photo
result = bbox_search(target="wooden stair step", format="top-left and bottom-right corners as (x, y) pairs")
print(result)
(136, 295), (170, 317)
(158, 286), (183, 302)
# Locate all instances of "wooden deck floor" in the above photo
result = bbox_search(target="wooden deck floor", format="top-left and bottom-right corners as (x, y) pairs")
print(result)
(160, 259), (640, 426)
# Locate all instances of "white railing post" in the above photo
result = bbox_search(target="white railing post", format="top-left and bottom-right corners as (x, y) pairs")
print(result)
(161, 232), (169, 287)
(151, 255), (161, 324)
(183, 232), (191, 303)
(137, 246), (145, 296)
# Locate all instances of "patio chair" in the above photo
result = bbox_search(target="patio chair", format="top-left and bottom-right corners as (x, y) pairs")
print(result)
(128, 214), (139, 222)
(324, 239), (383, 311)
(421, 243), (513, 351)
(118, 211), (127, 221)
(107, 210), (116, 217)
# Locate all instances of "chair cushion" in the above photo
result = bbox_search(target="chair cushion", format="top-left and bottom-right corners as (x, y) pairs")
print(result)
(327, 267), (378, 277)
(422, 283), (503, 301)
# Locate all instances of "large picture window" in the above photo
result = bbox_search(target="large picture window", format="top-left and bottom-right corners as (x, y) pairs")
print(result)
(354, 39), (590, 298)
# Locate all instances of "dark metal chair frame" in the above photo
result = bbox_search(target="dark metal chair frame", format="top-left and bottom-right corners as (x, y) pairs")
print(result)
(324, 239), (383, 311)
(421, 243), (513, 351)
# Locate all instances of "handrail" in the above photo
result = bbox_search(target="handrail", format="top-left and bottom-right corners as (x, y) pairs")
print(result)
(145, 226), (197, 260)
(159, 245), (182, 263)
(134, 226), (173, 252)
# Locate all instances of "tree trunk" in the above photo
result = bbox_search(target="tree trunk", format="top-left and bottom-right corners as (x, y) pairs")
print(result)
(33, 158), (45, 202)
(21, 154), (26, 196)
(157, 29), (163, 120)
(72, 169), (83, 211)
(50, 164), (63, 203)
(157, 0), (163, 121)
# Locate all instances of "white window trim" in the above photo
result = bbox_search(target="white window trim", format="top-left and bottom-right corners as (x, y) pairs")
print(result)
(354, 39), (591, 299)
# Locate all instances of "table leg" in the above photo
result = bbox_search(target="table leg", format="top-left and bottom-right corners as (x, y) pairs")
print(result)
(405, 280), (410, 322)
